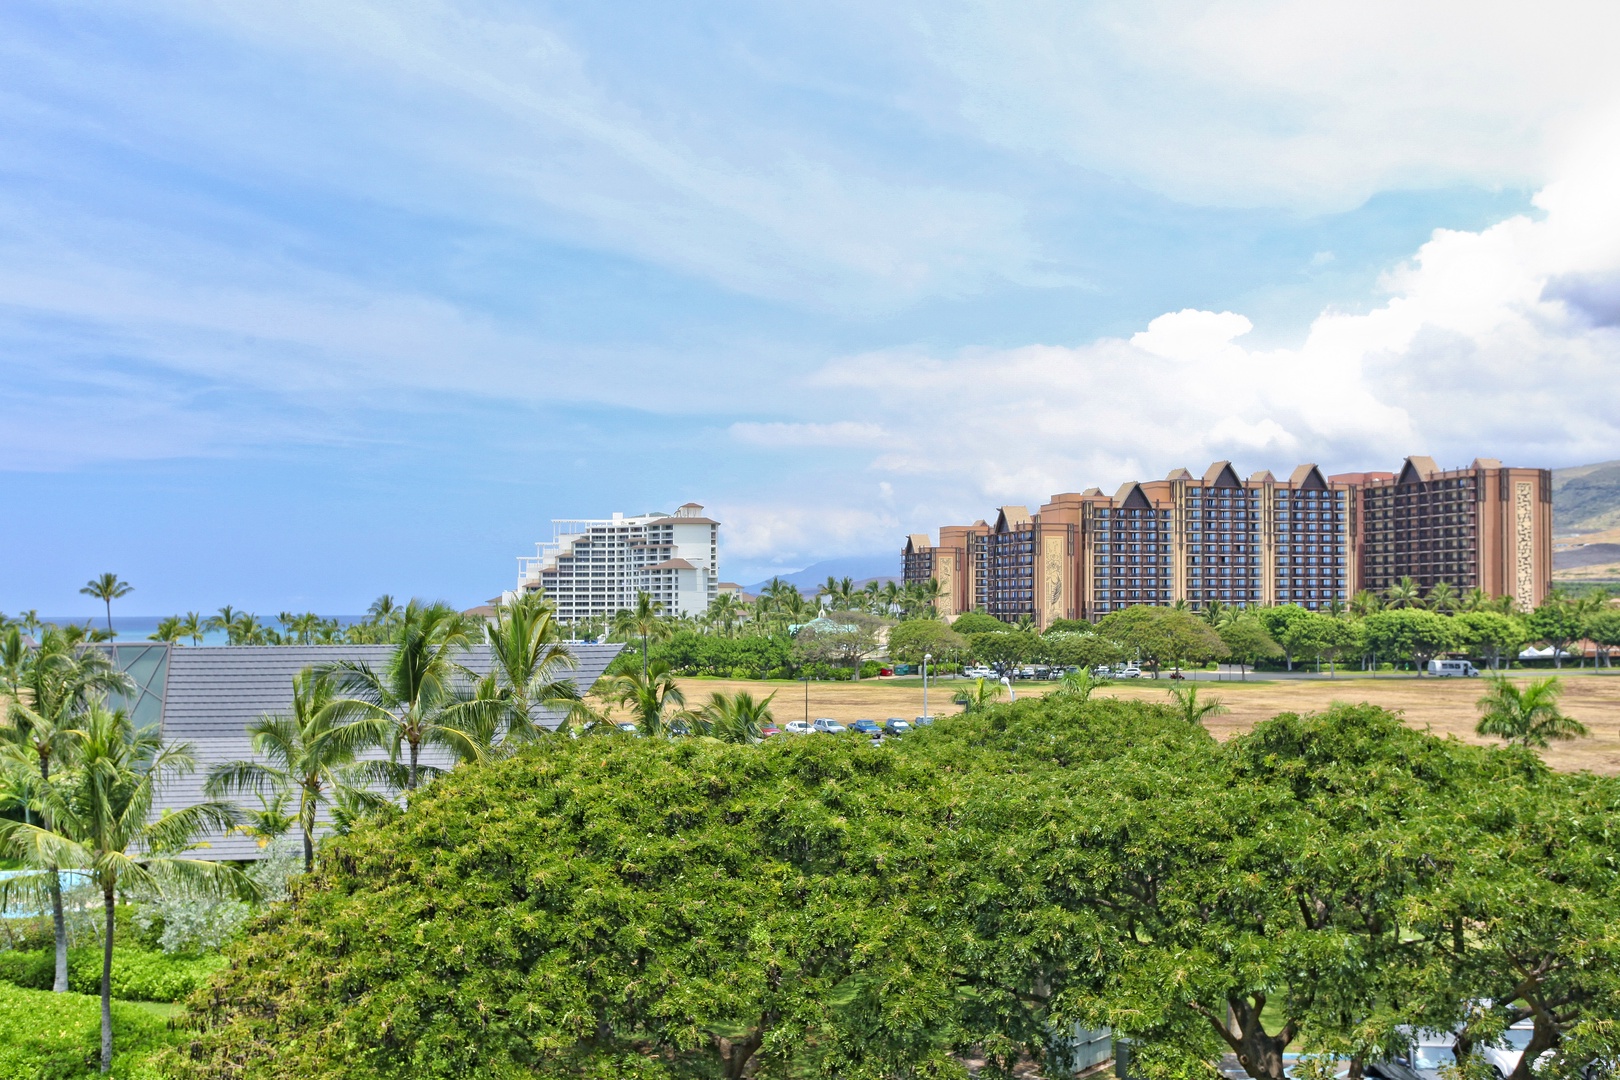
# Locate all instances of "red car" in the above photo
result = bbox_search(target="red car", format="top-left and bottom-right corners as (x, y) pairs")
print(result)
(758, 724), (783, 738)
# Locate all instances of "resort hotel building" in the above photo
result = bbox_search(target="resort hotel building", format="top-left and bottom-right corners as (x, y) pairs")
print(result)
(515, 503), (721, 621)
(902, 457), (1552, 627)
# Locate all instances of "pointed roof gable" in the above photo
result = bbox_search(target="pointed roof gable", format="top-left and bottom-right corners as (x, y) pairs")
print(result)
(994, 506), (1032, 532)
(905, 534), (932, 553)
(1471, 457), (1502, 470)
(1202, 461), (1242, 488)
(1398, 456), (1440, 485)
(1081, 487), (1102, 496)
(1248, 470), (1275, 484)
(1289, 464), (1328, 490)
(1113, 482), (1152, 509)
(1166, 467), (1193, 481)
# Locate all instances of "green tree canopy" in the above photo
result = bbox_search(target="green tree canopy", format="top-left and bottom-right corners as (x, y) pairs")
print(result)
(948, 612), (1011, 635)
(885, 619), (967, 665)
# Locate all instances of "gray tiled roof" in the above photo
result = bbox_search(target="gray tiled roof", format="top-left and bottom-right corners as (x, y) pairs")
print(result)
(116, 642), (622, 861)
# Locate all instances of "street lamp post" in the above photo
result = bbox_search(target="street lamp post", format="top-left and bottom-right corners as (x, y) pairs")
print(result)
(923, 652), (931, 720)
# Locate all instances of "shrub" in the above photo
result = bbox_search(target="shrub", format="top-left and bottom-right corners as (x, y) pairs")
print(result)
(0, 982), (177, 1079)
(0, 947), (224, 1002)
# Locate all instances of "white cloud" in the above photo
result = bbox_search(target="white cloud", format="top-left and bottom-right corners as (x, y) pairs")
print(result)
(792, 124), (1620, 547)
(909, 0), (1620, 208)
(729, 421), (889, 447)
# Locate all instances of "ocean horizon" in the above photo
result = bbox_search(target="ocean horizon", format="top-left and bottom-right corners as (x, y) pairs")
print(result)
(34, 614), (366, 644)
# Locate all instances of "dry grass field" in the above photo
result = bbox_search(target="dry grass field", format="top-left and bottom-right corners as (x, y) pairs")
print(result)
(670, 672), (1620, 774)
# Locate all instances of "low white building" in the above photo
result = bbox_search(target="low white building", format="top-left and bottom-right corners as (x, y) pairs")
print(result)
(515, 503), (721, 621)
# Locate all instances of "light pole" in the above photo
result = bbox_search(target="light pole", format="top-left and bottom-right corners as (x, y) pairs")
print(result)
(922, 652), (931, 720)
(1000, 675), (1015, 702)
(800, 676), (809, 725)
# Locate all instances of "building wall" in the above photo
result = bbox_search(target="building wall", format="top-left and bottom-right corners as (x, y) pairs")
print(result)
(517, 504), (720, 620)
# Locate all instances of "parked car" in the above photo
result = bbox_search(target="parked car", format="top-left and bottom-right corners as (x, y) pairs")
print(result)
(614, 722), (640, 736)
(1111, 664), (1143, 679)
(784, 719), (813, 735)
(883, 718), (912, 735)
(811, 718), (846, 734)
(1428, 658), (1481, 677)
(913, 715), (935, 726)
(963, 666), (994, 679)
(849, 719), (883, 736)
(1405, 1021), (1537, 1080)
(758, 723), (782, 738)
(878, 666), (894, 677)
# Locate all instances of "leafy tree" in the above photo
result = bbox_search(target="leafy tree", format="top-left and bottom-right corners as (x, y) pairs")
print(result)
(1217, 614), (1282, 677)
(1043, 618), (1092, 635)
(1348, 589), (1384, 617)
(1256, 604), (1315, 670)
(966, 629), (1043, 673)
(886, 619), (967, 665)
(1, 706), (249, 1073)
(949, 612), (1010, 635)
(1525, 595), (1585, 669)
(1475, 676), (1588, 749)
(1166, 684), (1226, 727)
(611, 591), (672, 678)
(169, 736), (969, 1080)
(78, 574), (133, 636)
(1454, 610), (1525, 671)
(1583, 608), (1620, 668)
(322, 601), (482, 790)
(1043, 630), (1125, 672)
(1358, 609), (1459, 672)
(1100, 606), (1225, 677)
(205, 669), (393, 872)
(793, 611), (885, 677)
(1280, 612), (1356, 676)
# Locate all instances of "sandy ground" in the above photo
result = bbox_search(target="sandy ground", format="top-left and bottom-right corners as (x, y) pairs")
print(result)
(669, 672), (1620, 774)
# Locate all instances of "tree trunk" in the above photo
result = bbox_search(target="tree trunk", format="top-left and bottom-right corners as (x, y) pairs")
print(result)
(100, 886), (115, 1072)
(408, 739), (420, 791)
(51, 872), (68, 992)
(1199, 995), (1294, 1080)
(303, 826), (315, 874)
(1506, 1013), (1561, 1080)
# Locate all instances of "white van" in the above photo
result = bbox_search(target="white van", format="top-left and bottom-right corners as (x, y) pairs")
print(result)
(1427, 659), (1480, 678)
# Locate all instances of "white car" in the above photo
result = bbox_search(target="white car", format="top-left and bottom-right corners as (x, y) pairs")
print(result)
(1407, 1021), (1538, 1080)
(1111, 665), (1143, 679)
(811, 718), (846, 734)
(963, 666), (994, 679)
(784, 719), (813, 735)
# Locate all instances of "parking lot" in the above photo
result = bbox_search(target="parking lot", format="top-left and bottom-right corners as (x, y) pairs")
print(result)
(669, 672), (1620, 774)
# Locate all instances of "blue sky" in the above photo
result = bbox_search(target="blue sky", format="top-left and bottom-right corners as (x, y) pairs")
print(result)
(5, 1), (1620, 615)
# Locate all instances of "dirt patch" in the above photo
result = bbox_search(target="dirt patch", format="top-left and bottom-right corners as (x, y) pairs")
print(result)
(670, 673), (1620, 774)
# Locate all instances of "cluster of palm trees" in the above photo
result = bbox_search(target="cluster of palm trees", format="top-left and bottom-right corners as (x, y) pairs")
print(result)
(0, 624), (249, 1073)
(148, 595), (413, 646)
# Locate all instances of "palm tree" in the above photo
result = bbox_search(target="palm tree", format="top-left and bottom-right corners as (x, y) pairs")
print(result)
(1384, 577), (1423, 609)
(609, 661), (689, 738)
(1458, 587), (1493, 614)
(474, 594), (582, 745)
(1054, 669), (1107, 702)
(698, 689), (775, 743)
(1, 630), (132, 993)
(367, 594), (403, 633)
(1348, 590), (1384, 617)
(1167, 684), (1227, 727)
(1200, 599), (1229, 626)
(1475, 676), (1588, 749)
(179, 611), (206, 646)
(1425, 581), (1459, 614)
(705, 592), (745, 638)
(611, 591), (669, 678)
(322, 601), (482, 790)
(149, 616), (183, 643)
(1, 706), (248, 1073)
(207, 606), (239, 639)
(205, 670), (392, 874)
(78, 573), (133, 636)
(953, 676), (1003, 714)
(206, 669), (393, 872)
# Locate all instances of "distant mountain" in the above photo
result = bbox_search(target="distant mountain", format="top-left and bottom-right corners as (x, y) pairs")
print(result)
(1553, 460), (1620, 534)
(743, 556), (899, 595)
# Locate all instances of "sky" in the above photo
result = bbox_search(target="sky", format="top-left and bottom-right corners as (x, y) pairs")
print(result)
(5, 0), (1620, 615)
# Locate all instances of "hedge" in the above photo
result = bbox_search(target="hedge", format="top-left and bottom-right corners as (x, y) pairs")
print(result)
(0, 982), (176, 1079)
(0, 946), (224, 1002)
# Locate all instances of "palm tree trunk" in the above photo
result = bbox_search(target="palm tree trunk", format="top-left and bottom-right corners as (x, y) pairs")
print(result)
(408, 738), (420, 791)
(105, 598), (113, 634)
(51, 872), (67, 992)
(100, 886), (115, 1073)
(641, 633), (648, 678)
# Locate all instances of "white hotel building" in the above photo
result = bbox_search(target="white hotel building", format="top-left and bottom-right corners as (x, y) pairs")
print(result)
(515, 503), (721, 621)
